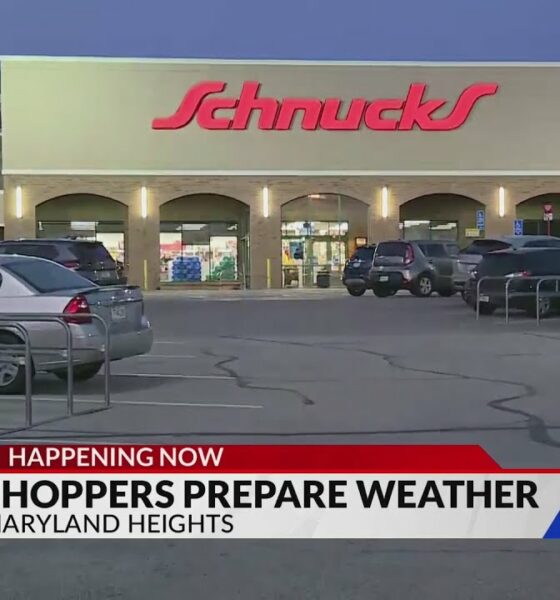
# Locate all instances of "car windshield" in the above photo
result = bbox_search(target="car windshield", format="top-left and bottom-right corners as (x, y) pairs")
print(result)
(350, 247), (375, 261)
(461, 240), (511, 255)
(376, 242), (407, 257)
(5, 259), (96, 293)
(477, 254), (525, 276)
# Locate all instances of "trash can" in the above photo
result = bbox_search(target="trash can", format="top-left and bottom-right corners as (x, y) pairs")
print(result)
(316, 270), (331, 288)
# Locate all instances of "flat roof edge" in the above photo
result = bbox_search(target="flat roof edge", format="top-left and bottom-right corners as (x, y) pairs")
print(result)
(2, 55), (560, 68)
(5, 169), (560, 177)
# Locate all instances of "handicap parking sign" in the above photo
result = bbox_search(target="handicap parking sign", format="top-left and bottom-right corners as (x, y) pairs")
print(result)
(476, 210), (485, 230)
(514, 219), (524, 236)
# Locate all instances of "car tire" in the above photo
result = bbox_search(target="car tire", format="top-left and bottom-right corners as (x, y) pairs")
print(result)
(346, 286), (366, 297)
(373, 286), (397, 298)
(525, 297), (553, 319)
(474, 303), (497, 315)
(54, 362), (103, 382)
(412, 274), (434, 297)
(0, 331), (29, 395)
(438, 287), (457, 297)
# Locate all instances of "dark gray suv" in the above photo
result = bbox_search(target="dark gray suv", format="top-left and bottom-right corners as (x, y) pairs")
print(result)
(368, 240), (459, 297)
(0, 239), (126, 286)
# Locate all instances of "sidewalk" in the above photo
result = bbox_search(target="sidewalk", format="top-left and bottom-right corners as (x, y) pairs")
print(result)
(144, 287), (349, 300)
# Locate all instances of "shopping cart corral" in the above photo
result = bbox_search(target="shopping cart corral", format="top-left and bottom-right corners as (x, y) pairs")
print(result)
(475, 276), (560, 324)
(0, 312), (111, 434)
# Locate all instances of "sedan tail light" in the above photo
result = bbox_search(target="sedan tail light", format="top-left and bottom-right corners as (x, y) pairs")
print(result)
(63, 295), (92, 324)
(62, 261), (81, 270)
(505, 270), (532, 278)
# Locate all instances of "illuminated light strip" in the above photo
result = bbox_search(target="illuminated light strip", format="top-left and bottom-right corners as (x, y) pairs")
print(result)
(499, 186), (506, 217)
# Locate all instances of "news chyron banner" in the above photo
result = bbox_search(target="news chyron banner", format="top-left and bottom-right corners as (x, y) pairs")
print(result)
(0, 445), (559, 539)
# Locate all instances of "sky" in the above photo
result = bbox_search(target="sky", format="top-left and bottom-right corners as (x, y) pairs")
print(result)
(0, 0), (557, 61)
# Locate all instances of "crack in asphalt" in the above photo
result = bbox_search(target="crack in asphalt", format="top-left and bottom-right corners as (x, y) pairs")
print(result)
(220, 335), (560, 449)
(6, 423), (560, 441)
(202, 349), (315, 406)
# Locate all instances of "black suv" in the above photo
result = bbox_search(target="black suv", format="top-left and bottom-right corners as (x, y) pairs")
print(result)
(466, 247), (560, 317)
(0, 239), (126, 286)
(342, 245), (376, 296)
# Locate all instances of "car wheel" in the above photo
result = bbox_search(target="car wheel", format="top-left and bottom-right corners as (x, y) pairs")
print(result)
(474, 303), (497, 315)
(438, 287), (457, 297)
(412, 274), (434, 297)
(54, 362), (103, 382)
(373, 286), (396, 298)
(0, 331), (29, 395)
(525, 297), (553, 319)
(346, 286), (366, 297)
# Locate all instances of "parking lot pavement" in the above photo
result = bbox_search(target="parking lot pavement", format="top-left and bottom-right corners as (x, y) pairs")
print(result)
(2, 292), (560, 599)
(4, 292), (560, 468)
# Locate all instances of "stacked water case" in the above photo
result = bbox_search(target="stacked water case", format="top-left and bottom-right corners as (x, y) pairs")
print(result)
(171, 256), (202, 282)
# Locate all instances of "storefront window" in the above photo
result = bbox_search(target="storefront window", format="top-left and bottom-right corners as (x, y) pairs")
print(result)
(36, 220), (125, 263)
(281, 220), (348, 287)
(400, 220), (458, 241)
(159, 222), (240, 283)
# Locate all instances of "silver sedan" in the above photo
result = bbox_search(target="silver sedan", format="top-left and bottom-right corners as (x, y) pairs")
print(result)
(0, 254), (153, 393)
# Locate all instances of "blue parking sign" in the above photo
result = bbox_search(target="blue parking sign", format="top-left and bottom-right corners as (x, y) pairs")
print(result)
(514, 219), (524, 236)
(476, 210), (485, 230)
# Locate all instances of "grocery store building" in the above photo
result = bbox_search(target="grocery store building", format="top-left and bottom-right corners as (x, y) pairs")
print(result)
(1, 57), (560, 289)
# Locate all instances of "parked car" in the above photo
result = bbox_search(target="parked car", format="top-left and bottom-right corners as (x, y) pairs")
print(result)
(0, 239), (127, 286)
(455, 235), (560, 295)
(465, 247), (560, 317)
(0, 254), (153, 394)
(342, 245), (376, 296)
(368, 240), (459, 298)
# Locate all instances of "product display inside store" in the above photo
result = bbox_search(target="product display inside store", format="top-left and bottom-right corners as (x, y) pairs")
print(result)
(159, 222), (240, 282)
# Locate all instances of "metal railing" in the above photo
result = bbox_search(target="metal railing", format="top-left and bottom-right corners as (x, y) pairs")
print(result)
(0, 312), (110, 431)
(475, 275), (560, 325)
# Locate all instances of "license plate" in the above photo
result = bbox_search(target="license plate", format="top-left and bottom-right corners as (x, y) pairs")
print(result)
(111, 306), (127, 321)
(479, 295), (490, 303)
(379, 275), (389, 282)
(353, 262), (360, 268)
(99, 271), (112, 279)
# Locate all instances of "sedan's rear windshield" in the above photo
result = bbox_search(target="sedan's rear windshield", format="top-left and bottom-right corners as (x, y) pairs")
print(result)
(350, 247), (375, 261)
(375, 242), (407, 257)
(5, 259), (95, 293)
(462, 240), (511, 255)
(477, 254), (525, 276)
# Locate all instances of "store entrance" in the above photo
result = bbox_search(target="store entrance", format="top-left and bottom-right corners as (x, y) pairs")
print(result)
(36, 194), (128, 272)
(282, 221), (348, 287)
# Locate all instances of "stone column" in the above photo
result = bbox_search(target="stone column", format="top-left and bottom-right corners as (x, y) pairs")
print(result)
(3, 180), (37, 240)
(249, 185), (282, 289)
(484, 186), (514, 238)
(126, 188), (161, 290)
(367, 186), (400, 243)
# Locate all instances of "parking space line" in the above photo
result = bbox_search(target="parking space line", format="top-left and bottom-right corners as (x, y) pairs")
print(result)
(134, 354), (198, 359)
(113, 373), (234, 380)
(30, 396), (262, 409)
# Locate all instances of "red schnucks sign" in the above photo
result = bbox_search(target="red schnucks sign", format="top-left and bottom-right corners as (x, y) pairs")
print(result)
(152, 81), (499, 132)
